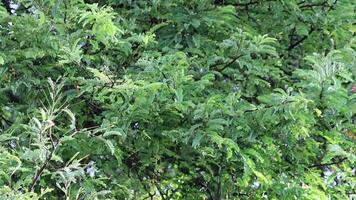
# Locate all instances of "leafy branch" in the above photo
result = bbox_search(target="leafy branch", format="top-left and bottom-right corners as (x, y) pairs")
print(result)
(29, 138), (59, 191)
(28, 78), (77, 191)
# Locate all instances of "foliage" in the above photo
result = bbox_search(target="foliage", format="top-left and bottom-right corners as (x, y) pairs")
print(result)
(0, 0), (355, 199)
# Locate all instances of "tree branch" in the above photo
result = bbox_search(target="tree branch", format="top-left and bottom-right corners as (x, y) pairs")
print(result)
(309, 157), (347, 168)
(233, 1), (260, 7)
(29, 128), (59, 191)
(287, 27), (315, 51)
(153, 180), (167, 200)
(298, 1), (328, 9)
(216, 165), (222, 200)
(210, 55), (243, 72)
(29, 144), (58, 191)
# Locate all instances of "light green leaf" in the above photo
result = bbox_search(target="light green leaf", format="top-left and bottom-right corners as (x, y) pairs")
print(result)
(0, 56), (4, 65)
(103, 130), (123, 137)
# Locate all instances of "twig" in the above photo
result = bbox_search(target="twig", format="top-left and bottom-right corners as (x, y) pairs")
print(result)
(216, 165), (222, 200)
(287, 27), (315, 50)
(167, 188), (178, 199)
(30, 126), (59, 192)
(309, 157), (347, 168)
(233, 0), (260, 7)
(298, 1), (328, 9)
(210, 55), (243, 72)
(135, 170), (155, 200)
(29, 140), (59, 191)
(153, 180), (167, 200)
(63, 0), (68, 23)
(0, 115), (12, 126)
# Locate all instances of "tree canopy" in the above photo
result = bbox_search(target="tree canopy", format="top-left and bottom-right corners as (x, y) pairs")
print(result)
(0, 0), (355, 199)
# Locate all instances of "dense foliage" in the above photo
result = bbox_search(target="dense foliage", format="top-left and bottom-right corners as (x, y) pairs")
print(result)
(0, 0), (355, 199)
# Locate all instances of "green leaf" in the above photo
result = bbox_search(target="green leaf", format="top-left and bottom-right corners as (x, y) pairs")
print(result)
(0, 134), (18, 142)
(87, 68), (111, 83)
(105, 139), (115, 155)
(0, 56), (4, 65)
(296, 23), (309, 35)
(103, 130), (123, 137)
(253, 170), (268, 185)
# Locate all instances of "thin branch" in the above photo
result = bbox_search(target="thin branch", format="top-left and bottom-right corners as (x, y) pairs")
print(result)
(232, 0), (260, 7)
(153, 180), (167, 200)
(63, 0), (68, 23)
(29, 140), (59, 191)
(287, 27), (315, 51)
(309, 157), (347, 168)
(167, 188), (178, 199)
(30, 126), (59, 191)
(319, 81), (325, 101)
(210, 55), (243, 72)
(298, 1), (328, 9)
(216, 165), (222, 200)
(232, 0), (276, 8)
(218, 55), (243, 72)
(135, 170), (155, 200)
(0, 115), (12, 126)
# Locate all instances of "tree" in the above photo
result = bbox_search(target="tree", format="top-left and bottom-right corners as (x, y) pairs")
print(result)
(0, 0), (355, 199)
